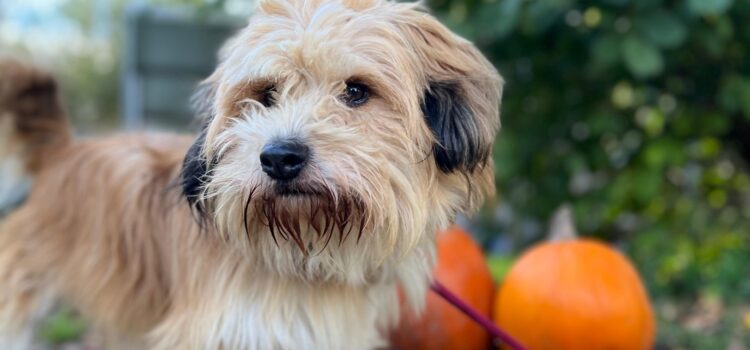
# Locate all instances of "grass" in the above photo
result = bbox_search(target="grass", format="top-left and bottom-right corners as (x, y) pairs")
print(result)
(40, 307), (87, 345)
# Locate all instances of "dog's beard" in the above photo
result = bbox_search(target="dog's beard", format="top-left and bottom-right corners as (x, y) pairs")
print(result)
(242, 183), (368, 254)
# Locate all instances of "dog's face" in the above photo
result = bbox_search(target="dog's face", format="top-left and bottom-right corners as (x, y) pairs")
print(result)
(182, 0), (502, 284)
(0, 59), (66, 212)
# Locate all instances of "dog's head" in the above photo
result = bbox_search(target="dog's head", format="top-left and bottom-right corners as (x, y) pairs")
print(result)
(182, 0), (502, 285)
(0, 59), (69, 213)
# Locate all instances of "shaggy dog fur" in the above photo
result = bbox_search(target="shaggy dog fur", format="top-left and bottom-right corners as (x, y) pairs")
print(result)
(0, 0), (502, 348)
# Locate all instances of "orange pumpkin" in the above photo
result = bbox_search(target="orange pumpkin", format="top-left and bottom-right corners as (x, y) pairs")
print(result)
(390, 225), (495, 350)
(493, 206), (655, 350)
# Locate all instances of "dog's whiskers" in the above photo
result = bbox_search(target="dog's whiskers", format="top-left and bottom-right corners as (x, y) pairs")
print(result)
(243, 186), (258, 241)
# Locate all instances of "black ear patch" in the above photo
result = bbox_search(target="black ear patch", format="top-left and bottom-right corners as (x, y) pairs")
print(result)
(181, 128), (209, 213)
(422, 81), (490, 173)
(181, 80), (218, 215)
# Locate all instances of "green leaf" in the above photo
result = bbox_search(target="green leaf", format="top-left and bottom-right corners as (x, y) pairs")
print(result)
(633, 168), (663, 204)
(691, 137), (722, 159)
(601, 0), (629, 6)
(475, 0), (522, 40)
(636, 107), (666, 136)
(687, 0), (734, 15)
(643, 138), (685, 168)
(591, 34), (621, 68)
(487, 255), (516, 282)
(718, 75), (750, 119)
(522, 0), (568, 35)
(622, 35), (664, 79)
(41, 309), (87, 344)
(636, 10), (687, 48)
(634, 0), (664, 9)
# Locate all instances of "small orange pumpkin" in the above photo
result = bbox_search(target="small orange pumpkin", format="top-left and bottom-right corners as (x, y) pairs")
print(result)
(390, 225), (495, 350)
(493, 206), (655, 350)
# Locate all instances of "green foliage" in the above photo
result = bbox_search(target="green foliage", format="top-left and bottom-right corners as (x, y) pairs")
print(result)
(40, 308), (87, 344)
(622, 35), (664, 78)
(486, 255), (515, 282)
(429, 0), (750, 340)
(687, 0), (734, 16)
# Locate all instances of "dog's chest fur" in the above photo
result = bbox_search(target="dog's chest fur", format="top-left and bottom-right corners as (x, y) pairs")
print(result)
(151, 250), (404, 350)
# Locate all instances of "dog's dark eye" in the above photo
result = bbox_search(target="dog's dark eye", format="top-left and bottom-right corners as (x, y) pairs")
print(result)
(259, 85), (276, 107)
(341, 82), (369, 107)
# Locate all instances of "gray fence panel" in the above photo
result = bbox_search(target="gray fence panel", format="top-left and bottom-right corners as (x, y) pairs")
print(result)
(122, 5), (243, 130)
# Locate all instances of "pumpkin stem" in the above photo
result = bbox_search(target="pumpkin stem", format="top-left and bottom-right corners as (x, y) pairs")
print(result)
(548, 204), (578, 241)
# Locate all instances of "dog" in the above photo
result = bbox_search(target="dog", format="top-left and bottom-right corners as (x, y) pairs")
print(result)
(0, 0), (502, 348)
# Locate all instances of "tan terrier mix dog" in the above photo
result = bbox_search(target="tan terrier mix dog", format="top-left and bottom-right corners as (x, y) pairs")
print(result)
(0, 0), (502, 348)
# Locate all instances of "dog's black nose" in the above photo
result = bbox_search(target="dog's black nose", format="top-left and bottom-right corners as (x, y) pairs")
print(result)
(260, 140), (310, 181)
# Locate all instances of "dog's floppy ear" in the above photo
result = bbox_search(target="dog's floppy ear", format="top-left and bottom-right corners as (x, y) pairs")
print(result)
(397, 6), (503, 174)
(422, 81), (489, 173)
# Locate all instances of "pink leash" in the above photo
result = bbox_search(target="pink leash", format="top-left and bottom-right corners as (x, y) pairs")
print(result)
(430, 281), (527, 350)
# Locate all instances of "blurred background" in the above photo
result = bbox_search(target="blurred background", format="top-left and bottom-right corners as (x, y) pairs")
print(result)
(1, 0), (749, 348)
